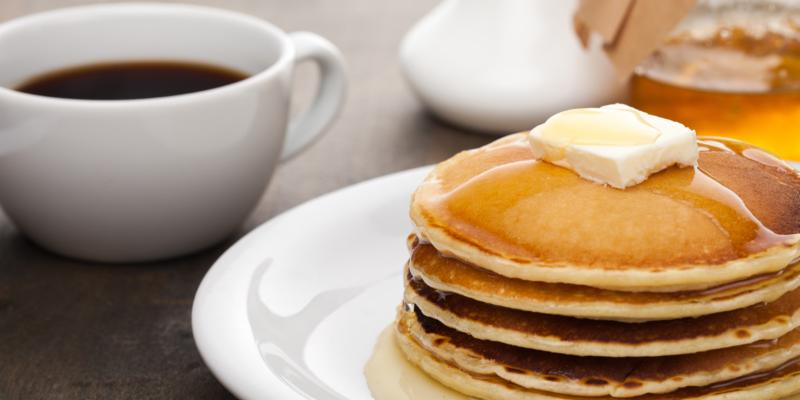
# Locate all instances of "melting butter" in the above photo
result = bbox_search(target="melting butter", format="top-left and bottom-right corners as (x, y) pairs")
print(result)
(538, 107), (661, 146)
(529, 104), (697, 189)
(365, 326), (475, 400)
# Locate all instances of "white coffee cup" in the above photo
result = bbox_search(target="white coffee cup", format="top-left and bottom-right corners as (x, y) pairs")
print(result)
(0, 3), (347, 262)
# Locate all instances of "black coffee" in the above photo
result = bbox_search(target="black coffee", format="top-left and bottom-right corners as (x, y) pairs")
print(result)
(16, 61), (249, 100)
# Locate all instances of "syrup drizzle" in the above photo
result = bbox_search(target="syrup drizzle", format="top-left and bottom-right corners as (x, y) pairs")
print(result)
(658, 162), (782, 255)
(701, 137), (795, 171)
(707, 356), (800, 391)
(365, 326), (474, 400)
(693, 268), (785, 297)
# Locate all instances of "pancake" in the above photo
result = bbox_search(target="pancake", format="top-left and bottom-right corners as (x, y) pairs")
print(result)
(396, 308), (800, 399)
(405, 271), (800, 357)
(408, 238), (800, 321)
(402, 307), (800, 397)
(410, 134), (800, 291)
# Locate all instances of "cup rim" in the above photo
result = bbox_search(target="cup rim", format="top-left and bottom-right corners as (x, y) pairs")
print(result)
(0, 2), (294, 107)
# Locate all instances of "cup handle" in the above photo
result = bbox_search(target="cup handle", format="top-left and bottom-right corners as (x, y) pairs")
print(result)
(281, 32), (347, 161)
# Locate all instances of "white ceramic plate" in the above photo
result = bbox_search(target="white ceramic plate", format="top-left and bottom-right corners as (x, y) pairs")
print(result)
(193, 163), (800, 400)
(192, 167), (431, 400)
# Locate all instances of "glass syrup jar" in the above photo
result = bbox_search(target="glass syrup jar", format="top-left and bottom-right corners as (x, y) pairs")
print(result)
(631, 0), (800, 160)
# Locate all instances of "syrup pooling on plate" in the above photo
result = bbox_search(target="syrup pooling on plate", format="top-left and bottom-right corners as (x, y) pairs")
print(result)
(423, 134), (797, 268)
(365, 326), (474, 400)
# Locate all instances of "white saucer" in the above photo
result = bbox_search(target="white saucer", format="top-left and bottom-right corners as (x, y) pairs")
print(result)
(192, 167), (431, 400)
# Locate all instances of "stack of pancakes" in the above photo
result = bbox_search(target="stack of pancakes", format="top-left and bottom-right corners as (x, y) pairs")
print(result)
(394, 133), (800, 399)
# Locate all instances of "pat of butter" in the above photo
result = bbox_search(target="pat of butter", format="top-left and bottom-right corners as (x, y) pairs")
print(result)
(529, 104), (698, 189)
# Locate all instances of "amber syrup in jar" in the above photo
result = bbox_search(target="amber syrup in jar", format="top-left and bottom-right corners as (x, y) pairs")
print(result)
(631, 1), (800, 160)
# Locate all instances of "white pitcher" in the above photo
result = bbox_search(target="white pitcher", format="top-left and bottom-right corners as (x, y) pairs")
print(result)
(400, 0), (625, 133)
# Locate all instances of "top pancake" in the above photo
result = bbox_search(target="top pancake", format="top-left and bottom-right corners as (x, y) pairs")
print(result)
(411, 134), (800, 291)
